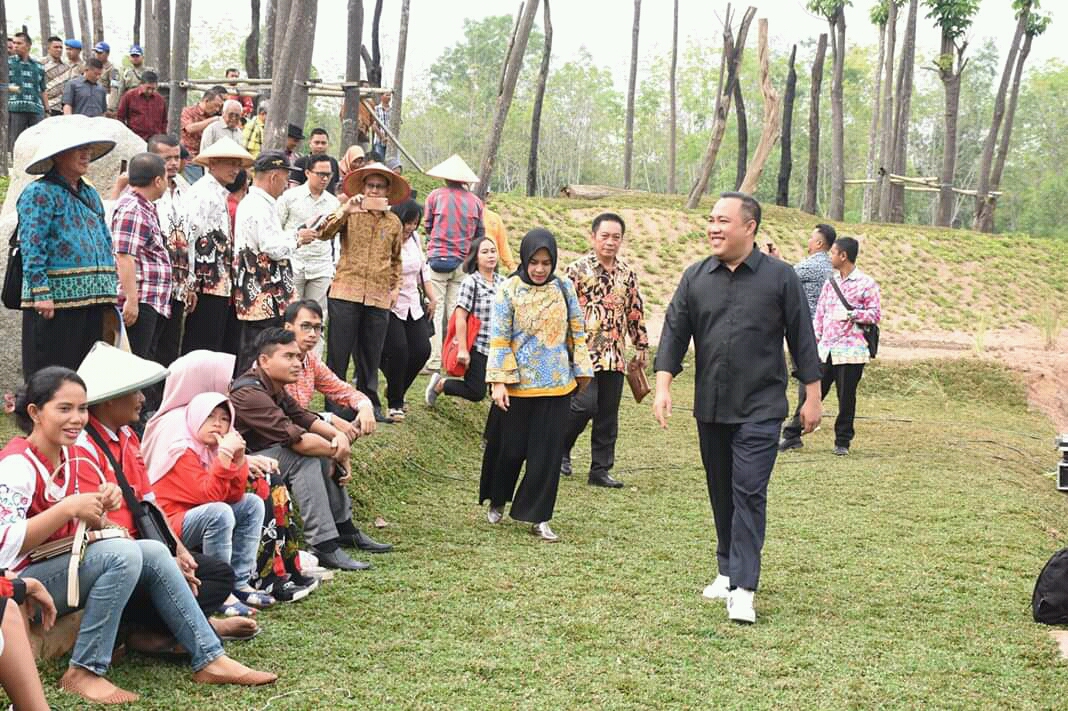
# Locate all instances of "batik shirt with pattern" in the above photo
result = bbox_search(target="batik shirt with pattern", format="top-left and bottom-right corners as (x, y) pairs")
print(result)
(155, 176), (195, 303)
(794, 250), (833, 318)
(7, 55), (45, 114)
(566, 254), (648, 373)
(813, 268), (882, 365)
(184, 173), (234, 299)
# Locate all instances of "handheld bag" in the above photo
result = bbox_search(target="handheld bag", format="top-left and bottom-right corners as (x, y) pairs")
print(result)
(442, 309), (481, 377)
(828, 278), (880, 358)
(1, 226), (22, 310)
(626, 356), (651, 403)
(1033, 548), (1068, 625)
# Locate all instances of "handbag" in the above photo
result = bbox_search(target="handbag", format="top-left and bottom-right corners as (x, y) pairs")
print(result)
(416, 263), (434, 336)
(626, 356), (651, 403)
(2, 223), (22, 310)
(442, 308), (481, 377)
(828, 277), (880, 359)
(85, 425), (179, 555)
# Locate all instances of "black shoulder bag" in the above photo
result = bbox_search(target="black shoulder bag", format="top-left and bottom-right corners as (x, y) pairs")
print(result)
(85, 424), (179, 554)
(828, 277), (880, 359)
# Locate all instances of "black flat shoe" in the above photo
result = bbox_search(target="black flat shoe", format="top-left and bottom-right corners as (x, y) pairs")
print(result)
(314, 547), (371, 571)
(834, 445), (849, 456)
(340, 528), (393, 553)
(779, 437), (803, 452)
(588, 474), (624, 489)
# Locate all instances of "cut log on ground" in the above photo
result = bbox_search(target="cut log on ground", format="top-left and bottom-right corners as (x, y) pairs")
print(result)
(559, 185), (648, 200)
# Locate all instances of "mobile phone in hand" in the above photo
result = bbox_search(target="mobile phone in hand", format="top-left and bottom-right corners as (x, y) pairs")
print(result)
(362, 196), (389, 211)
(119, 159), (128, 174)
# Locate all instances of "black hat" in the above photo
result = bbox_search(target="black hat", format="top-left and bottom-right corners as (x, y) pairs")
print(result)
(287, 124), (305, 140)
(253, 150), (289, 173)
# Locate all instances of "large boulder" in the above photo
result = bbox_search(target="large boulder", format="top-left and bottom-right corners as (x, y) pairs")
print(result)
(0, 116), (144, 393)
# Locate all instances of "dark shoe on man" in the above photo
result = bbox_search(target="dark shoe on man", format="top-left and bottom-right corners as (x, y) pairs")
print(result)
(833, 445), (849, 456)
(314, 547), (371, 571)
(560, 456), (573, 477)
(588, 473), (624, 489)
(779, 437), (803, 452)
(340, 528), (393, 553)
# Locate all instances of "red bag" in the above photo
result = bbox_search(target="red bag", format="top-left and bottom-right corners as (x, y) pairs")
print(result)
(442, 309), (481, 377)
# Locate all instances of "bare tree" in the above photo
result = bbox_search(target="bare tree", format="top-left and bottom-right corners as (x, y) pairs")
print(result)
(91, 0), (103, 44)
(668, 0), (679, 193)
(527, 0), (552, 196)
(775, 44), (797, 206)
(739, 18), (782, 194)
(271, 0), (292, 75)
(266, 0), (312, 151)
(288, 0), (318, 130)
(476, 0), (540, 199)
(366, 0), (384, 87)
(387, 0), (411, 161)
(340, 0), (364, 150)
(61, 0), (75, 40)
(808, 0), (847, 220)
(876, 0), (899, 222)
(733, 81), (748, 190)
(156, 0), (171, 84)
(37, 0), (50, 55)
(685, 4), (757, 210)
(862, 2), (889, 222)
(167, 0), (191, 135)
(264, 0), (277, 77)
(623, 0), (641, 188)
(0, 0), (9, 177)
(245, 0), (261, 78)
(802, 33), (828, 215)
(76, 0), (90, 50)
(142, 0), (155, 69)
(888, 0), (918, 223)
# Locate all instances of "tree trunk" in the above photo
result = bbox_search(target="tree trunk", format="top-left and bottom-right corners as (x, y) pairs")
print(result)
(685, 4), (757, 210)
(974, 5), (1028, 231)
(476, 0), (540, 199)
(733, 81), (747, 190)
(263, 0), (277, 78)
(271, 0), (292, 77)
(368, 0), (383, 87)
(0, 0), (9, 177)
(387, 0), (410, 161)
(37, 0), (50, 56)
(936, 33), (966, 227)
(668, 0), (679, 193)
(985, 30), (1034, 232)
(156, 0), (170, 84)
(862, 17), (886, 222)
(527, 0), (552, 197)
(76, 0), (90, 51)
(889, 0), (918, 223)
(827, 9), (846, 220)
(90, 0), (103, 45)
(775, 44), (797, 206)
(739, 18), (782, 194)
(287, 0), (318, 130)
(142, 0), (155, 70)
(61, 0), (75, 40)
(802, 32), (828, 215)
(623, 0), (641, 189)
(166, 0), (191, 135)
(340, 0), (363, 150)
(245, 0), (261, 78)
(876, 0), (898, 222)
(266, 0), (308, 150)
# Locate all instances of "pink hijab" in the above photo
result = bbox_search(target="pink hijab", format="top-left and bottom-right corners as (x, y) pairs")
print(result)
(142, 350), (236, 484)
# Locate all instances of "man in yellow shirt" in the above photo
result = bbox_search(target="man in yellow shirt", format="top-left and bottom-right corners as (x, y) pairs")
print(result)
(482, 195), (516, 272)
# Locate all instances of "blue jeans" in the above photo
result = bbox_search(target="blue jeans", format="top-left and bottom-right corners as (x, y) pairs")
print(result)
(181, 494), (264, 587)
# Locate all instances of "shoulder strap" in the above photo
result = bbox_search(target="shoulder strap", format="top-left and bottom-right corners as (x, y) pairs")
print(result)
(39, 173), (105, 220)
(230, 375), (266, 392)
(84, 423), (142, 515)
(828, 277), (854, 311)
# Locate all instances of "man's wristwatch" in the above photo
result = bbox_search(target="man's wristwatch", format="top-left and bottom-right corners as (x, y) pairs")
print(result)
(9, 577), (27, 605)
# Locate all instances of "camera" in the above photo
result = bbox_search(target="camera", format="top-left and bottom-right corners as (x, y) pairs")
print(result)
(1057, 434), (1068, 491)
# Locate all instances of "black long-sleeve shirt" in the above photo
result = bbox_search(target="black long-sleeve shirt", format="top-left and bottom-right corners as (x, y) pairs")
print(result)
(654, 248), (822, 424)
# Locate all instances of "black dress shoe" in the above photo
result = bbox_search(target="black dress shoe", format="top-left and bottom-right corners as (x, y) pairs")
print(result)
(314, 547), (371, 571)
(339, 528), (393, 553)
(560, 456), (573, 476)
(588, 473), (624, 489)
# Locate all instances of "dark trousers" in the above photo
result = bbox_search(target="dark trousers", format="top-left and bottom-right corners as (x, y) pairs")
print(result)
(181, 294), (240, 357)
(8, 111), (41, 150)
(480, 395), (570, 523)
(696, 419), (782, 591)
(237, 317), (283, 375)
(380, 312), (431, 409)
(126, 303), (169, 422)
(156, 299), (185, 368)
(123, 552), (233, 631)
(561, 371), (625, 478)
(21, 303), (109, 379)
(782, 357), (865, 448)
(326, 299), (390, 412)
(442, 350), (488, 403)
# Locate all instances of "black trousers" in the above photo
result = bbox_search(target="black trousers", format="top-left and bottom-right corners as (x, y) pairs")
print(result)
(326, 299), (390, 412)
(782, 357), (865, 448)
(236, 317), (283, 375)
(181, 294), (240, 357)
(122, 552), (233, 632)
(561, 371), (625, 478)
(21, 303), (109, 379)
(380, 312), (431, 409)
(156, 299), (185, 368)
(696, 419), (782, 591)
(442, 350), (488, 403)
(126, 303), (167, 361)
(480, 394), (570, 523)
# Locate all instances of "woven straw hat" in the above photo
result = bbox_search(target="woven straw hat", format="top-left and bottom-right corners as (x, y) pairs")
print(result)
(77, 342), (169, 405)
(193, 136), (254, 168)
(425, 154), (479, 184)
(341, 162), (411, 205)
(25, 131), (116, 175)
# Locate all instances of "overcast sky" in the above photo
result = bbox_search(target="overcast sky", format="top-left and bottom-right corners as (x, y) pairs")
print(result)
(10, 0), (1066, 91)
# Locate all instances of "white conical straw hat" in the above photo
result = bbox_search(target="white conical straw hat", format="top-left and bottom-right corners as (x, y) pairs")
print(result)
(425, 154), (479, 184)
(25, 131), (116, 175)
(77, 342), (169, 405)
(193, 136), (254, 168)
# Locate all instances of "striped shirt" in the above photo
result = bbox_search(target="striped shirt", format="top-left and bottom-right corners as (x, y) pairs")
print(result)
(424, 186), (485, 262)
(43, 58), (70, 113)
(112, 188), (173, 318)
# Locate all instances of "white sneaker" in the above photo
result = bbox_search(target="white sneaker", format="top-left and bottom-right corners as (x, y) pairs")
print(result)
(702, 574), (731, 600)
(727, 588), (756, 624)
(531, 522), (560, 542)
(425, 372), (442, 406)
(487, 506), (504, 524)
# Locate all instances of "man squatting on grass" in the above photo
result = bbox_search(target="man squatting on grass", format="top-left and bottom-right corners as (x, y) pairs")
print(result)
(653, 192), (823, 625)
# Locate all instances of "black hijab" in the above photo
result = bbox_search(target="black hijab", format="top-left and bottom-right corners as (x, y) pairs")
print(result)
(516, 228), (558, 286)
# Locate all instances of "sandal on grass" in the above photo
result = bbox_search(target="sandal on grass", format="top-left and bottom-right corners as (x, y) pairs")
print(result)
(218, 598), (258, 618)
(234, 587), (276, 609)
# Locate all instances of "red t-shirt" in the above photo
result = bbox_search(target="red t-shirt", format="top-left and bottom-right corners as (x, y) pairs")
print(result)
(75, 418), (154, 537)
(153, 450), (248, 537)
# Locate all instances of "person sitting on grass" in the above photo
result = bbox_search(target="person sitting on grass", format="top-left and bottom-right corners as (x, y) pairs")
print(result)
(0, 570), (54, 711)
(426, 235), (503, 407)
(0, 367), (276, 706)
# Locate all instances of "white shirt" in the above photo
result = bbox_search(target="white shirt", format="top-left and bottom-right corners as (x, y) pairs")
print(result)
(234, 185), (293, 261)
(276, 183), (341, 280)
(155, 175), (195, 300)
(185, 172), (234, 297)
(199, 120), (244, 152)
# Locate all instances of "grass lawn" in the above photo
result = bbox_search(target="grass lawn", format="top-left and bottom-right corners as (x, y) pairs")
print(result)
(13, 358), (1068, 710)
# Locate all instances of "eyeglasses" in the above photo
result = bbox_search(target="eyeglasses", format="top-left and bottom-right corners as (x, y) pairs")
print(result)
(365, 181), (389, 190)
(309, 171), (332, 179)
(298, 322), (324, 334)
